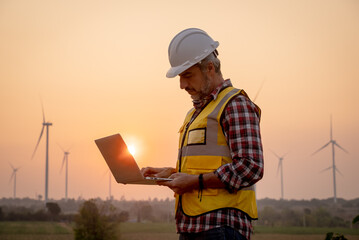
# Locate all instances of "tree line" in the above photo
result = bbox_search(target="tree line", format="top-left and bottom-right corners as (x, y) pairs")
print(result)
(0, 197), (358, 229)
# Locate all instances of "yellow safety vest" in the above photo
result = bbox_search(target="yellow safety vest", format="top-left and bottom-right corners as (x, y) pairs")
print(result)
(176, 86), (259, 219)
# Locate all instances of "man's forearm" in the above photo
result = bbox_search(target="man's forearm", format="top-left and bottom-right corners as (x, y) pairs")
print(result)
(202, 172), (226, 189)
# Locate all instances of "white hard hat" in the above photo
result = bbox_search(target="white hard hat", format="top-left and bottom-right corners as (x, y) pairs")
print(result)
(166, 28), (219, 78)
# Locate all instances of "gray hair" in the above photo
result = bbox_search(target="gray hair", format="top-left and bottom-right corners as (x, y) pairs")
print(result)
(198, 51), (222, 77)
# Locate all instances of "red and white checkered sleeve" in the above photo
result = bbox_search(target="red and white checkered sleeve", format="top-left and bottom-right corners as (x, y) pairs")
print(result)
(215, 94), (264, 192)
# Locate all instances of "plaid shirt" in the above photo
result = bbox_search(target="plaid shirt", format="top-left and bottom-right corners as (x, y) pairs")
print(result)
(176, 79), (264, 240)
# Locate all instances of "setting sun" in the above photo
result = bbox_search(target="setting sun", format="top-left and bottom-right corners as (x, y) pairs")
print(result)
(128, 145), (136, 156)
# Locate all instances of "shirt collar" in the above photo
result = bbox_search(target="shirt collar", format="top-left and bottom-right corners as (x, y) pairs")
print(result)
(211, 79), (233, 101)
(192, 79), (233, 110)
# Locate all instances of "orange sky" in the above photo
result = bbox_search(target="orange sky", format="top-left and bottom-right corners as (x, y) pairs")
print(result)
(1, 0), (358, 201)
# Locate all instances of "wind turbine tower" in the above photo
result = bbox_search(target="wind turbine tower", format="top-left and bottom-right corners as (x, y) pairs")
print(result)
(108, 171), (112, 200)
(9, 163), (20, 198)
(32, 103), (53, 204)
(102, 170), (113, 200)
(311, 116), (348, 203)
(60, 148), (70, 200)
(271, 151), (288, 200)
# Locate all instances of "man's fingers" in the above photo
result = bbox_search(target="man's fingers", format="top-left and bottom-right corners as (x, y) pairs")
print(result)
(140, 167), (148, 175)
(141, 167), (156, 177)
(156, 170), (170, 178)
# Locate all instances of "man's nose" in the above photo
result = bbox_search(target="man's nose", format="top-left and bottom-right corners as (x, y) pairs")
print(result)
(180, 77), (188, 89)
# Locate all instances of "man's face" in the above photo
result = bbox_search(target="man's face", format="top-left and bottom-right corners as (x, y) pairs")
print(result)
(178, 65), (212, 101)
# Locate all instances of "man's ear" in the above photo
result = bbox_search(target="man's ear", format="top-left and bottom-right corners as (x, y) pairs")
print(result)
(207, 62), (216, 75)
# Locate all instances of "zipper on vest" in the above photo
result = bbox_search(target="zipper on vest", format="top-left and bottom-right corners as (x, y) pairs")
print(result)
(178, 104), (207, 173)
(178, 123), (190, 173)
(177, 122), (191, 214)
(178, 87), (235, 172)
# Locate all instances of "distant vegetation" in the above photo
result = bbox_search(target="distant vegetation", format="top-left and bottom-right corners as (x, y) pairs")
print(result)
(0, 197), (358, 230)
(0, 196), (174, 223)
(256, 198), (359, 228)
(73, 199), (118, 240)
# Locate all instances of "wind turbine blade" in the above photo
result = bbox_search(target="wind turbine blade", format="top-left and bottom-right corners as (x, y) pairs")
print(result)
(334, 142), (349, 154)
(335, 167), (344, 177)
(253, 80), (265, 102)
(320, 166), (332, 173)
(40, 98), (46, 123)
(31, 125), (45, 159)
(311, 141), (331, 156)
(9, 162), (15, 170)
(102, 169), (109, 178)
(282, 152), (290, 158)
(9, 172), (15, 184)
(57, 143), (65, 152)
(270, 149), (280, 159)
(60, 155), (66, 173)
(67, 145), (73, 152)
(58, 143), (73, 154)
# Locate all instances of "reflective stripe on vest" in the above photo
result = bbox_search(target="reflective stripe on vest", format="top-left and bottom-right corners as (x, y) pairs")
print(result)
(176, 86), (258, 219)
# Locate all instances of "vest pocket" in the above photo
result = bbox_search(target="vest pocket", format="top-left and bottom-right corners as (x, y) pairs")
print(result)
(185, 155), (222, 170)
(187, 128), (206, 145)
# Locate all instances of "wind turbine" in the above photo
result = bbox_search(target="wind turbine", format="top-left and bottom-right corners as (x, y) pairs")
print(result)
(31, 102), (53, 204)
(59, 146), (70, 201)
(253, 79), (266, 102)
(108, 171), (112, 200)
(9, 163), (20, 198)
(271, 150), (288, 200)
(103, 170), (112, 200)
(311, 116), (348, 203)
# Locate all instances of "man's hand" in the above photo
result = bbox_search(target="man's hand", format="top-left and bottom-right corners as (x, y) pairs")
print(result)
(141, 167), (176, 178)
(160, 172), (227, 195)
(158, 172), (198, 195)
(141, 168), (227, 195)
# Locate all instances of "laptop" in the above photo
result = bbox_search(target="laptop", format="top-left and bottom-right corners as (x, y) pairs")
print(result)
(95, 133), (172, 185)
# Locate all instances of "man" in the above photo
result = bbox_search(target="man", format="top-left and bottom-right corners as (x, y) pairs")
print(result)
(141, 28), (263, 240)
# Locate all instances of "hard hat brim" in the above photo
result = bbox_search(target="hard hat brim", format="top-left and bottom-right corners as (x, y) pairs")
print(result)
(166, 62), (196, 78)
(166, 41), (219, 78)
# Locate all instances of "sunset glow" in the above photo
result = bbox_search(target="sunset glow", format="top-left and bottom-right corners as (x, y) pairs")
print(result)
(128, 145), (136, 157)
(0, 0), (358, 201)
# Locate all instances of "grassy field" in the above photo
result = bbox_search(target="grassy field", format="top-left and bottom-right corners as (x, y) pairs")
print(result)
(0, 222), (358, 240)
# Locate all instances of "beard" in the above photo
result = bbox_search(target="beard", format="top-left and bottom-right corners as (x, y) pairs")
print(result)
(189, 75), (212, 101)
